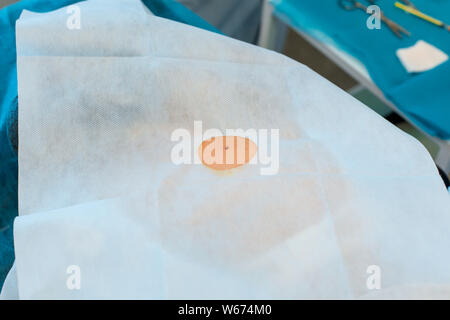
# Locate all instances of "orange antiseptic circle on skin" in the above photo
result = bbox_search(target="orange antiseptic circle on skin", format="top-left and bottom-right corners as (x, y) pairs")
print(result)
(198, 136), (257, 171)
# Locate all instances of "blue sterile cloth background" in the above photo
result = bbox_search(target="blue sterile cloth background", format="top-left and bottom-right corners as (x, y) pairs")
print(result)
(271, 0), (450, 139)
(0, 0), (218, 289)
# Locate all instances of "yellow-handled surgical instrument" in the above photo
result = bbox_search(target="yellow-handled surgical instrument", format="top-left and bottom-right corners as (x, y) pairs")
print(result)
(394, 1), (450, 32)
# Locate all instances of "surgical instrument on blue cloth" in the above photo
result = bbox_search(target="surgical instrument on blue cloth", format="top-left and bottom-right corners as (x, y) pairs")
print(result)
(399, 0), (416, 9)
(338, 0), (411, 38)
(395, 1), (450, 32)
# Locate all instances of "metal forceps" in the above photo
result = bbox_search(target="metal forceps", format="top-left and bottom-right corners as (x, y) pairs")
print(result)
(339, 0), (411, 38)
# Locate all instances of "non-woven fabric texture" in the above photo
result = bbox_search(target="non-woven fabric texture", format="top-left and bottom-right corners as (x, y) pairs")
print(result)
(0, 0), (218, 289)
(6, 0), (450, 299)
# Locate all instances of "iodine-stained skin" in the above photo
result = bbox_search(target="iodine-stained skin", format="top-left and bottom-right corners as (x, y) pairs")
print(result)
(198, 136), (257, 171)
(9, 0), (450, 299)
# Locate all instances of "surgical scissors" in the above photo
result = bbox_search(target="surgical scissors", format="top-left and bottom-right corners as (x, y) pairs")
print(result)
(339, 0), (411, 38)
